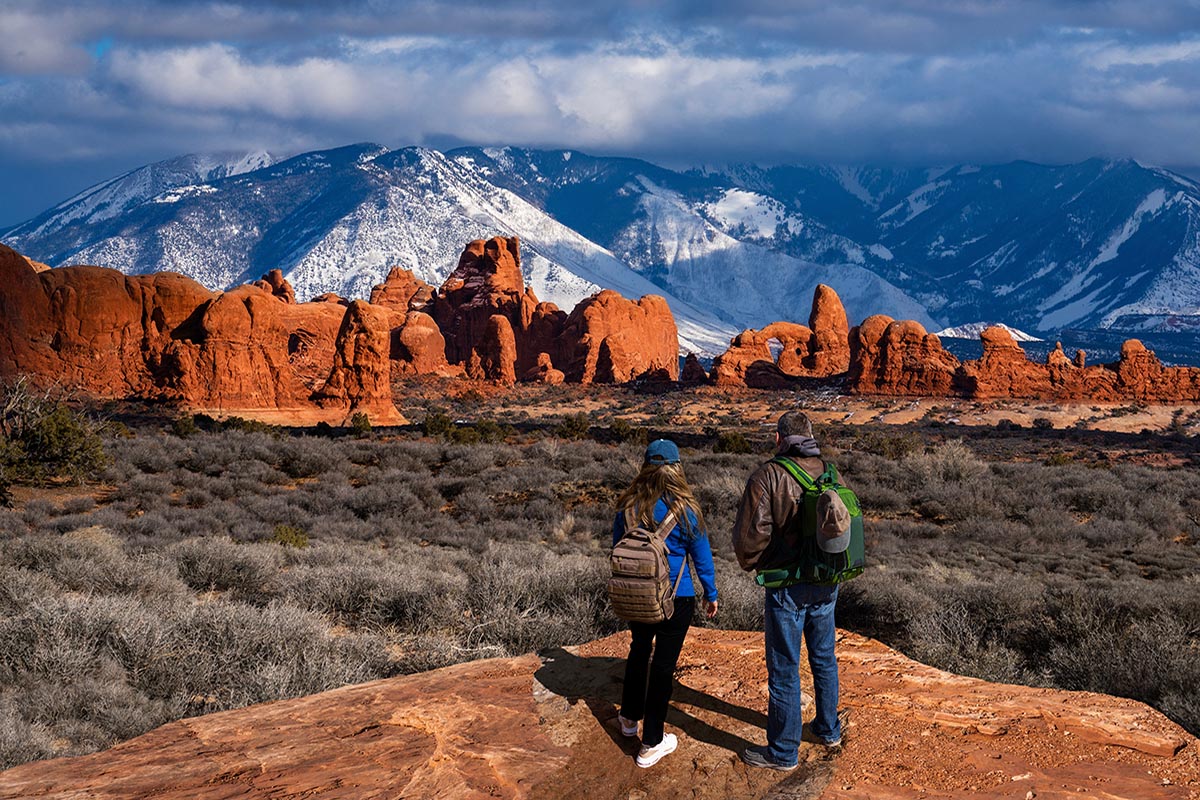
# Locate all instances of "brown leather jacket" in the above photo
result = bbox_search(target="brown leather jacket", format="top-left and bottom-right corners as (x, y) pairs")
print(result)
(732, 454), (825, 571)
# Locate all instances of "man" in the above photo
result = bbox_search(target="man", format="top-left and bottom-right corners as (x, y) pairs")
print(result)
(733, 410), (844, 771)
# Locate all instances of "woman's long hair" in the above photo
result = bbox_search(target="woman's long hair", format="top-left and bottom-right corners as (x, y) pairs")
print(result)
(616, 462), (705, 537)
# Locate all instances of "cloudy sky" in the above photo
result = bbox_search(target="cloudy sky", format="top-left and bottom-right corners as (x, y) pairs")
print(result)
(2, 0), (1200, 225)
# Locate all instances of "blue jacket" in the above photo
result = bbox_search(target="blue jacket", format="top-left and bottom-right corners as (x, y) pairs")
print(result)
(612, 498), (718, 601)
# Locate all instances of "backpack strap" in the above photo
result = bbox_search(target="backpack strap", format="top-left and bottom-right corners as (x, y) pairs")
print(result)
(773, 456), (818, 491)
(620, 506), (677, 541)
(652, 510), (678, 542)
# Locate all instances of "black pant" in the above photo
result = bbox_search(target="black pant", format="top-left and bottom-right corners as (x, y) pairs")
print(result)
(619, 596), (695, 746)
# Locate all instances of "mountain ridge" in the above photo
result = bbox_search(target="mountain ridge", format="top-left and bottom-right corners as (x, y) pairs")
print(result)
(6, 146), (1200, 355)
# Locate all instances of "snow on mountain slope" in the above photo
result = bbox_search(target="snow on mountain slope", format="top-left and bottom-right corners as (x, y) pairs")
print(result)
(7, 151), (276, 243)
(934, 322), (1042, 342)
(611, 176), (937, 330)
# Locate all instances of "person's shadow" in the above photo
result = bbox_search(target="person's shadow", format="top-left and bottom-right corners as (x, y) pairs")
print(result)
(534, 646), (766, 756)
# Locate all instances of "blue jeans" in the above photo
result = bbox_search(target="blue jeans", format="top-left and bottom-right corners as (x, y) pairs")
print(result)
(764, 583), (840, 765)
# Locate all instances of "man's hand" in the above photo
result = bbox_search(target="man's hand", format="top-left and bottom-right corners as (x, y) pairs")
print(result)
(705, 600), (719, 619)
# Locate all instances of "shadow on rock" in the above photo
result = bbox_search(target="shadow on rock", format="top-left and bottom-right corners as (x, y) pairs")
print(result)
(535, 646), (766, 757)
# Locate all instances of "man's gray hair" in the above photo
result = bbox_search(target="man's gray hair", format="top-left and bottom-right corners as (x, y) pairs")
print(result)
(777, 410), (813, 439)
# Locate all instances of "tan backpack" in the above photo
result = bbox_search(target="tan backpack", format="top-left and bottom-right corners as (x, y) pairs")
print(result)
(609, 507), (689, 624)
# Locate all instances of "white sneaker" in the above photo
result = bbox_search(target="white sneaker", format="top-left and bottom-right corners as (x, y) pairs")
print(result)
(635, 733), (677, 768)
(617, 715), (639, 738)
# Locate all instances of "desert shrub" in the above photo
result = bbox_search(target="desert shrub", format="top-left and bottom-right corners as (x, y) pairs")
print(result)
(271, 524), (309, 549)
(465, 543), (615, 655)
(220, 416), (276, 435)
(1032, 417), (1054, 430)
(0, 698), (56, 769)
(350, 412), (372, 437)
(713, 431), (752, 454)
(1, 402), (109, 485)
(855, 429), (923, 459)
(610, 418), (648, 445)
(170, 414), (198, 437)
(553, 412), (592, 440)
(168, 539), (279, 602)
(422, 409), (455, 439)
(472, 418), (511, 443)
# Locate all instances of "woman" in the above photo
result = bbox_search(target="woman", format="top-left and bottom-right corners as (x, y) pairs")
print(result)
(612, 438), (719, 768)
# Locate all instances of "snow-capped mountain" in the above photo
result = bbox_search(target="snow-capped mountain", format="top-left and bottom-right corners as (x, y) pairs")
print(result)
(934, 323), (1042, 342)
(5, 146), (1200, 355)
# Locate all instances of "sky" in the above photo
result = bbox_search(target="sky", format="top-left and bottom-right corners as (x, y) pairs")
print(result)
(2, 0), (1200, 226)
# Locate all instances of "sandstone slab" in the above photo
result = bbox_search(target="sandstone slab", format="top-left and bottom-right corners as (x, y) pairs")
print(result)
(2, 630), (1195, 800)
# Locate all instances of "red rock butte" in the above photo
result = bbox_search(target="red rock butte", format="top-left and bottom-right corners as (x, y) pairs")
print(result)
(0, 629), (1195, 800)
(0, 238), (682, 422)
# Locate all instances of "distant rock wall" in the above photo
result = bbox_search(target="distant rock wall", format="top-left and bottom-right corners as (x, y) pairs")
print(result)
(0, 236), (691, 420)
(706, 279), (1200, 402)
(847, 321), (1200, 402)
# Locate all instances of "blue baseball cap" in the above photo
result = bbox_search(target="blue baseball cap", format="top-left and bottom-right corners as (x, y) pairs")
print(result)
(644, 439), (680, 465)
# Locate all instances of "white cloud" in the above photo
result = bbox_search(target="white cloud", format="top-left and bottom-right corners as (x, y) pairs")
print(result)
(1087, 39), (1200, 70)
(109, 45), (378, 119)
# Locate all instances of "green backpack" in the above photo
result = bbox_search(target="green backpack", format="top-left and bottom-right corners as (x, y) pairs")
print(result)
(754, 457), (866, 588)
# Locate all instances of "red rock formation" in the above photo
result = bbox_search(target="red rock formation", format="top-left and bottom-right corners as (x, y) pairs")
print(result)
(312, 293), (349, 305)
(313, 300), (405, 424)
(251, 269), (296, 304)
(846, 321), (1200, 402)
(390, 311), (456, 378)
(369, 267), (433, 311)
(1115, 339), (1200, 401)
(847, 316), (961, 395)
(521, 352), (565, 385)
(759, 321), (814, 375)
(467, 315), (518, 384)
(680, 353), (708, 385)
(555, 290), (679, 383)
(806, 283), (851, 373)
(710, 330), (793, 389)
(0, 244), (216, 398)
(2, 629), (1195, 800)
(0, 244), (406, 423)
(710, 285), (852, 387)
(432, 237), (528, 371)
(960, 326), (1055, 399)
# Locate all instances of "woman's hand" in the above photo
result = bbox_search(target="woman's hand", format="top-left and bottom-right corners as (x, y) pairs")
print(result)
(705, 600), (719, 619)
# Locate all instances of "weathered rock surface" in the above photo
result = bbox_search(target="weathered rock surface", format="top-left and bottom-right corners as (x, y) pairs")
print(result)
(467, 314), (518, 384)
(0, 243), (217, 398)
(555, 290), (679, 383)
(807, 284), (851, 374)
(681, 352), (709, 385)
(711, 285), (851, 387)
(313, 300), (406, 424)
(2, 629), (1195, 800)
(431, 237), (542, 380)
(848, 316), (962, 396)
(521, 352), (566, 384)
(0, 243), (405, 423)
(251, 269), (296, 304)
(851, 323), (1200, 402)
(369, 266), (433, 311)
(390, 311), (456, 378)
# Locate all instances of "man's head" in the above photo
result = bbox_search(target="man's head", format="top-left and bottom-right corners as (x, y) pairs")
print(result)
(777, 410), (813, 442)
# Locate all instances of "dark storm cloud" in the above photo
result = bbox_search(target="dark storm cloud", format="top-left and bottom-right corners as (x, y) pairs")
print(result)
(3, 0), (1200, 224)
